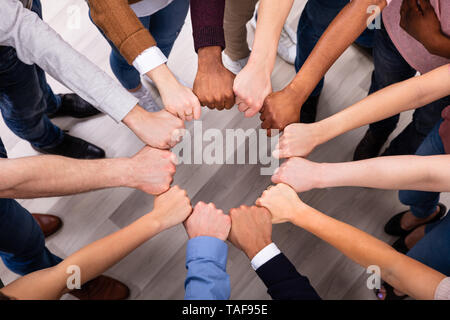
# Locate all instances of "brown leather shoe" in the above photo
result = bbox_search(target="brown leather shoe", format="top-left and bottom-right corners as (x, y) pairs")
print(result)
(32, 214), (63, 238)
(70, 275), (130, 300)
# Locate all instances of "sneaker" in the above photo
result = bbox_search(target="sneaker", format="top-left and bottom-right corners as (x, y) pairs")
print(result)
(222, 52), (249, 74)
(131, 85), (163, 112)
(353, 129), (391, 161)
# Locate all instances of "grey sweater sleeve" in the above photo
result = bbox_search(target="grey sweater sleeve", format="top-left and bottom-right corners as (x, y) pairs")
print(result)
(0, 0), (138, 122)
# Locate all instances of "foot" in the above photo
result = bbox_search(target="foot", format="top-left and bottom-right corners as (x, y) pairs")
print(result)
(32, 133), (105, 159)
(32, 214), (63, 238)
(130, 85), (163, 112)
(48, 94), (101, 119)
(400, 206), (441, 232)
(299, 95), (319, 123)
(353, 129), (391, 161)
(70, 275), (130, 300)
(222, 52), (249, 75)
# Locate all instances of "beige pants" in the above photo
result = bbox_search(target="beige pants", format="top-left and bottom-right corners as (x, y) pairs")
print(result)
(224, 0), (259, 61)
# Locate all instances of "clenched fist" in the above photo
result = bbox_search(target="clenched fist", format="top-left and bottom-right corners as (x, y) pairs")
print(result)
(150, 186), (192, 232)
(273, 123), (322, 158)
(128, 146), (177, 195)
(184, 202), (231, 241)
(228, 205), (272, 260)
(194, 47), (236, 110)
(272, 157), (322, 192)
(260, 87), (301, 136)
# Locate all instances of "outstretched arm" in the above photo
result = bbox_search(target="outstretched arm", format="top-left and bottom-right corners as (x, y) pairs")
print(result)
(273, 155), (450, 193)
(257, 184), (446, 300)
(0, 187), (192, 300)
(275, 64), (450, 158)
(0, 146), (177, 199)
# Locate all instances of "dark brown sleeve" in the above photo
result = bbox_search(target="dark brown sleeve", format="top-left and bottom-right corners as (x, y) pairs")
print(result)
(87, 0), (157, 64)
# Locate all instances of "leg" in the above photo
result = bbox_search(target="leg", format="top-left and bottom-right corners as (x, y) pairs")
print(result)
(148, 0), (189, 58)
(398, 121), (445, 219)
(223, 0), (259, 61)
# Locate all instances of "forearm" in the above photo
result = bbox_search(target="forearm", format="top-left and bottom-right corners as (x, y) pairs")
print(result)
(314, 64), (450, 145)
(248, 0), (295, 73)
(0, 156), (133, 199)
(2, 213), (162, 299)
(288, 0), (387, 102)
(291, 206), (445, 300)
(317, 155), (450, 192)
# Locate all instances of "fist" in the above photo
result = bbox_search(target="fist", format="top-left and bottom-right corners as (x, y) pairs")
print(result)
(256, 184), (306, 224)
(228, 205), (272, 260)
(129, 146), (177, 195)
(260, 88), (301, 136)
(273, 123), (320, 159)
(272, 157), (321, 192)
(184, 202), (231, 241)
(151, 186), (192, 231)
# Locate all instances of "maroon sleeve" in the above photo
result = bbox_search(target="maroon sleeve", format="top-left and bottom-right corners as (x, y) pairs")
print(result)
(190, 0), (226, 52)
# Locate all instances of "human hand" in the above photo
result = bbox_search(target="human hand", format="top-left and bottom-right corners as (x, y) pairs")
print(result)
(271, 157), (322, 192)
(147, 64), (201, 121)
(127, 146), (177, 195)
(273, 122), (322, 158)
(228, 205), (272, 260)
(233, 62), (272, 118)
(123, 106), (185, 149)
(194, 47), (236, 110)
(184, 202), (231, 241)
(150, 186), (192, 232)
(260, 86), (302, 136)
(400, 0), (443, 54)
(256, 183), (307, 224)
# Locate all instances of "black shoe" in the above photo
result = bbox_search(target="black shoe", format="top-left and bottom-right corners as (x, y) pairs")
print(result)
(299, 95), (319, 124)
(381, 122), (427, 157)
(32, 133), (105, 159)
(391, 237), (410, 254)
(353, 129), (391, 161)
(48, 94), (101, 119)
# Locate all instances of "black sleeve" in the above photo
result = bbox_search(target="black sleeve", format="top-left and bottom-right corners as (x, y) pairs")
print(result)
(255, 253), (321, 300)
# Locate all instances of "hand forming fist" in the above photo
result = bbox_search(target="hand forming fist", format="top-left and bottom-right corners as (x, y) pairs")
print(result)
(234, 63), (272, 118)
(273, 123), (322, 158)
(150, 186), (192, 232)
(272, 157), (322, 193)
(123, 106), (185, 149)
(260, 87), (301, 136)
(256, 183), (307, 224)
(128, 146), (177, 195)
(184, 202), (231, 241)
(228, 205), (272, 260)
(194, 47), (236, 110)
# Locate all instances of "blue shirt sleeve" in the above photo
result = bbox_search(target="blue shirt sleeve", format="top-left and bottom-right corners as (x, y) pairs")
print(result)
(184, 236), (230, 300)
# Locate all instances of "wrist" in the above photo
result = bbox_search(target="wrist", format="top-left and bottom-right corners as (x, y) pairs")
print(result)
(105, 157), (134, 189)
(197, 46), (223, 72)
(427, 32), (448, 56)
(244, 240), (271, 260)
(146, 64), (177, 90)
(141, 211), (164, 234)
(247, 53), (274, 77)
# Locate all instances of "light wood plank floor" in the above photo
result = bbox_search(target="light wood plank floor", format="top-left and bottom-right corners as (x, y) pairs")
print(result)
(2, 0), (447, 300)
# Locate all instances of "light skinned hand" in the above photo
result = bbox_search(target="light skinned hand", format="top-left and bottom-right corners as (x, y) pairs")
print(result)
(273, 123), (321, 158)
(233, 63), (272, 118)
(150, 186), (192, 232)
(194, 46), (236, 110)
(184, 202), (231, 241)
(271, 157), (322, 192)
(256, 183), (307, 224)
(228, 205), (272, 260)
(123, 106), (185, 149)
(128, 146), (177, 195)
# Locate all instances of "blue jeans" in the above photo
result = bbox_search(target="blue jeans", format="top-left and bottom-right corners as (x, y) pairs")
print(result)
(0, 0), (63, 149)
(295, 0), (374, 97)
(91, 0), (189, 90)
(398, 121), (444, 219)
(368, 20), (449, 155)
(0, 139), (62, 276)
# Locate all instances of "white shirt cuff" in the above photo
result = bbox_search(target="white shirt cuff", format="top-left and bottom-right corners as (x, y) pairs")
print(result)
(132, 46), (168, 75)
(251, 243), (281, 271)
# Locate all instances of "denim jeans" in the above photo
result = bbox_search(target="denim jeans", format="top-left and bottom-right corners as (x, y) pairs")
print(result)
(398, 121), (444, 219)
(368, 20), (449, 155)
(295, 0), (374, 97)
(91, 0), (189, 90)
(0, 139), (62, 276)
(0, 0), (63, 149)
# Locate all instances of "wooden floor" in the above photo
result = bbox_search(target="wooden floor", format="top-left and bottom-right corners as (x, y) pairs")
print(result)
(2, 0), (447, 300)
